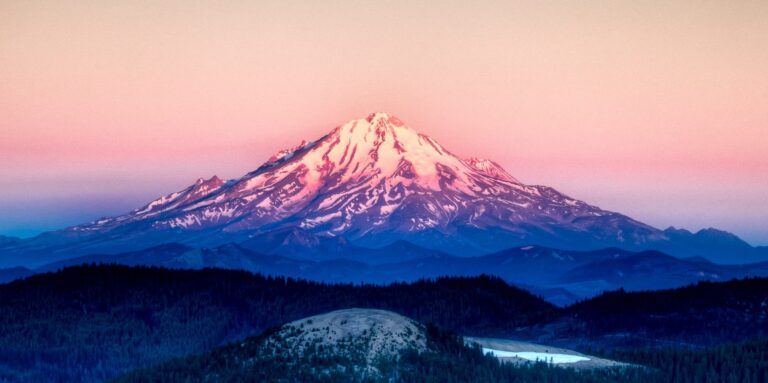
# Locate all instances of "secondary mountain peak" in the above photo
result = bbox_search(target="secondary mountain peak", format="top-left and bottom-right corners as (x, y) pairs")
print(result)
(464, 157), (519, 183)
(195, 175), (223, 187)
(267, 140), (312, 163)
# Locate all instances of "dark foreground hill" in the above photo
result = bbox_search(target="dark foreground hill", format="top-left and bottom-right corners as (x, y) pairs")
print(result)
(1, 265), (767, 382)
(115, 309), (768, 383)
(0, 265), (555, 382)
(115, 309), (651, 383)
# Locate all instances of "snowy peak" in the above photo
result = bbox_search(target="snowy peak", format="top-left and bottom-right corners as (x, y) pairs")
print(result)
(365, 111), (407, 129)
(332, 112), (432, 156)
(327, 113), (519, 185)
(305, 112), (468, 189)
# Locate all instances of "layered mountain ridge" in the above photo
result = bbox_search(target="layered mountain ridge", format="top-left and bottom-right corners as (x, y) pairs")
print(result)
(0, 112), (764, 266)
(9, 242), (764, 305)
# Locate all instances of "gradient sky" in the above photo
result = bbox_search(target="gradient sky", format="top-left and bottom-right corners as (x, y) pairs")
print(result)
(1, 0), (767, 244)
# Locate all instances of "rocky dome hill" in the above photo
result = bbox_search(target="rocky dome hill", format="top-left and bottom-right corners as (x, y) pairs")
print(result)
(268, 309), (428, 363)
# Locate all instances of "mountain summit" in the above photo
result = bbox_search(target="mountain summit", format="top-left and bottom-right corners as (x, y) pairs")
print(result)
(1, 113), (763, 266)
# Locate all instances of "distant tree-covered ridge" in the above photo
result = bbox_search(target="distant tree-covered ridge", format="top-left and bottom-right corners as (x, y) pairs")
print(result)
(603, 339), (768, 383)
(559, 278), (768, 346)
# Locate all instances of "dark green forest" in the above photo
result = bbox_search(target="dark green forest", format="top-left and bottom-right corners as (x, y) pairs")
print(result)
(0, 265), (555, 382)
(115, 324), (768, 383)
(114, 324), (653, 383)
(1, 265), (767, 382)
(561, 278), (768, 346)
(606, 339), (768, 383)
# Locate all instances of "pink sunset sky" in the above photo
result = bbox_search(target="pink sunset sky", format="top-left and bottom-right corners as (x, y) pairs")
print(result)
(1, 0), (767, 244)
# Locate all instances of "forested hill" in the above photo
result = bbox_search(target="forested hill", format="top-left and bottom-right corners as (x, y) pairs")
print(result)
(557, 278), (768, 347)
(115, 320), (653, 383)
(0, 265), (556, 382)
(1, 265), (767, 382)
(116, 323), (768, 383)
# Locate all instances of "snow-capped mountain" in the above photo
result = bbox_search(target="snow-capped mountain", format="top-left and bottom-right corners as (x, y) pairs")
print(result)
(70, 113), (662, 250)
(1, 112), (764, 266)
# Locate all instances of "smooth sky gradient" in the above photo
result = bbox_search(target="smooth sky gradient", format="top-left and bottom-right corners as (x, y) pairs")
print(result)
(1, 1), (767, 244)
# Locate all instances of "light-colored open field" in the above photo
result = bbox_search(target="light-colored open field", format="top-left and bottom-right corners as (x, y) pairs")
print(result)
(465, 336), (628, 369)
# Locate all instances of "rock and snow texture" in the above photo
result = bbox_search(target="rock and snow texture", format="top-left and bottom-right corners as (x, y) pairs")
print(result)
(65, 112), (665, 255)
(270, 308), (427, 362)
(464, 157), (519, 183)
(76, 175), (227, 231)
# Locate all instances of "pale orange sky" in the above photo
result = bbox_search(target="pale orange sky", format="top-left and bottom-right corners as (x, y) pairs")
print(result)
(1, 0), (767, 243)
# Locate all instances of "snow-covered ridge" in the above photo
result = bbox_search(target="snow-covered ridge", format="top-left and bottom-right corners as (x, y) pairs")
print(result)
(267, 140), (313, 163)
(464, 157), (519, 183)
(79, 175), (226, 230)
